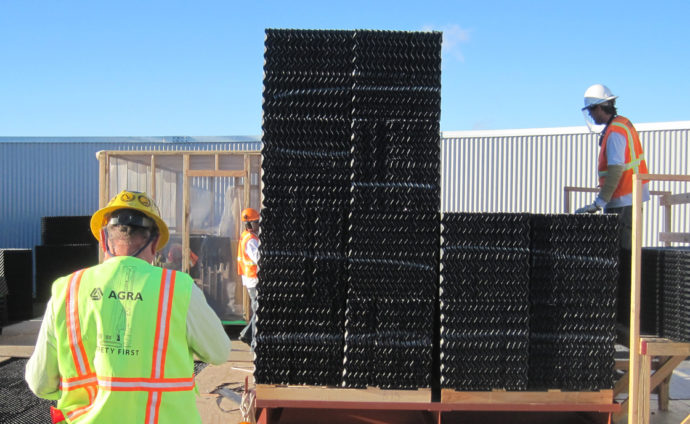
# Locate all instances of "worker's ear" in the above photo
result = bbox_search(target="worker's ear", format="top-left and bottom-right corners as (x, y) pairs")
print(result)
(100, 228), (108, 253)
(150, 235), (160, 255)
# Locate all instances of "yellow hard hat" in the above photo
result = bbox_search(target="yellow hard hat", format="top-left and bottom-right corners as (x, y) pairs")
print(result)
(241, 208), (260, 222)
(90, 190), (169, 250)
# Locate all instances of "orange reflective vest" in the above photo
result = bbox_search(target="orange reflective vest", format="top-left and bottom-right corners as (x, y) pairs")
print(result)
(237, 230), (258, 278)
(598, 115), (649, 200)
(50, 256), (199, 423)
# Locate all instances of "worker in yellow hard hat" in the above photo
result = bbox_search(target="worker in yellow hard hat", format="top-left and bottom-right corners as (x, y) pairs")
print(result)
(237, 207), (260, 350)
(25, 190), (230, 423)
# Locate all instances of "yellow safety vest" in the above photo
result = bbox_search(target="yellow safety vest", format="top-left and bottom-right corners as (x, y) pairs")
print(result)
(50, 256), (199, 423)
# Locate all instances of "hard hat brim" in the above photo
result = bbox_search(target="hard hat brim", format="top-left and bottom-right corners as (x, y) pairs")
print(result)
(581, 95), (618, 111)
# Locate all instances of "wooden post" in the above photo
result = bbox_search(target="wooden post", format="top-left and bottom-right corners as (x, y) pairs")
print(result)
(563, 187), (570, 213)
(243, 154), (252, 322)
(150, 154), (156, 200)
(97, 151), (110, 263)
(182, 154), (190, 273)
(628, 173), (645, 423)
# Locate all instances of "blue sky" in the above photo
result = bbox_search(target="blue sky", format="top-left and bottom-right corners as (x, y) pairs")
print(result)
(1, 0), (688, 136)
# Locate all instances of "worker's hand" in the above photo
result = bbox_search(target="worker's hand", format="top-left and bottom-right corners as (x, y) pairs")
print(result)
(574, 203), (600, 214)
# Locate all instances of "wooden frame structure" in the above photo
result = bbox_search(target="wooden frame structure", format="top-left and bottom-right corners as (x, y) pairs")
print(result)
(566, 177), (690, 423)
(96, 149), (262, 324)
(627, 173), (690, 424)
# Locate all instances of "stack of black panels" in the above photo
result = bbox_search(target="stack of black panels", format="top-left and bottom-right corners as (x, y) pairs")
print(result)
(439, 213), (531, 391)
(0, 276), (7, 334)
(529, 214), (619, 391)
(344, 30), (441, 390)
(344, 211), (439, 389)
(35, 216), (98, 303)
(649, 248), (690, 342)
(0, 249), (33, 321)
(257, 29), (353, 386)
(255, 207), (348, 386)
(257, 29), (441, 390)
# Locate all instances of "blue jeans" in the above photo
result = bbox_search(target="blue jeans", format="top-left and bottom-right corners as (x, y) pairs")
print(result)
(239, 287), (257, 351)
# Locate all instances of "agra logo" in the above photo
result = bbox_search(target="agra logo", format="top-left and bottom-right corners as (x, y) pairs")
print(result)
(90, 288), (103, 301)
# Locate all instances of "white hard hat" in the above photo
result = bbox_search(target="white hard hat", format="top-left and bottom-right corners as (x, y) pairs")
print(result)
(582, 84), (618, 110)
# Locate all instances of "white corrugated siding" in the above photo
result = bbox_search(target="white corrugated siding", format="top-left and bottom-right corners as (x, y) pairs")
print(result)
(441, 122), (690, 247)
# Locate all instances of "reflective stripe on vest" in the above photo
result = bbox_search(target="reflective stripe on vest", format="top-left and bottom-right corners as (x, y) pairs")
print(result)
(58, 267), (193, 424)
(237, 230), (258, 278)
(146, 268), (176, 424)
(66, 270), (92, 377)
(63, 269), (98, 421)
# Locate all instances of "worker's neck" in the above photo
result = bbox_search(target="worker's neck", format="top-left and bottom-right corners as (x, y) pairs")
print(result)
(105, 244), (155, 263)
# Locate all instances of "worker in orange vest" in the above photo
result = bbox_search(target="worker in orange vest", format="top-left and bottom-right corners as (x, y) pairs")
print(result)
(25, 190), (230, 423)
(576, 84), (649, 249)
(237, 208), (260, 350)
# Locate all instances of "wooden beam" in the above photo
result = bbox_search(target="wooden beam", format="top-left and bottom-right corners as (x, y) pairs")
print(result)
(641, 339), (690, 356)
(186, 170), (246, 178)
(257, 385), (431, 404)
(637, 173), (690, 182)
(441, 389), (613, 406)
(649, 356), (685, 393)
(659, 232), (690, 244)
(659, 192), (690, 206)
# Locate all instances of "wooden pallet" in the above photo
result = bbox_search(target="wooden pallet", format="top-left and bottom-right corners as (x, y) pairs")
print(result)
(441, 389), (615, 411)
(256, 384), (431, 404)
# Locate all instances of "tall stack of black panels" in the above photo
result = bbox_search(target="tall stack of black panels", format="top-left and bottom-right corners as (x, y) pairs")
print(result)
(344, 30), (441, 390)
(257, 29), (441, 390)
(257, 29), (353, 386)
(439, 213), (531, 391)
(650, 248), (690, 342)
(529, 214), (619, 391)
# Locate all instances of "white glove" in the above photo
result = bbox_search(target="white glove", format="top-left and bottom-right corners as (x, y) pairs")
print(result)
(575, 203), (600, 214)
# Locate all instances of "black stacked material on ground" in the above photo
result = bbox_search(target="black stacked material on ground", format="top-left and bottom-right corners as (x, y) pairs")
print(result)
(34, 244), (99, 303)
(41, 216), (93, 245)
(0, 358), (54, 423)
(529, 214), (619, 391)
(439, 213), (531, 391)
(0, 249), (34, 321)
(654, 247), (690, 342)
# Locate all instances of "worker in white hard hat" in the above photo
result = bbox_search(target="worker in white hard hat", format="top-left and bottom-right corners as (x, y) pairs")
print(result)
(25, 190), (230, 423)
(576, 84), (650, 249)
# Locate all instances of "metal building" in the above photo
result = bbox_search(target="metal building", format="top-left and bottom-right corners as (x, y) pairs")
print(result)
(1, 122), (688, 250)
(441, 121), (690, 246)
(0, 136), (261, 250)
